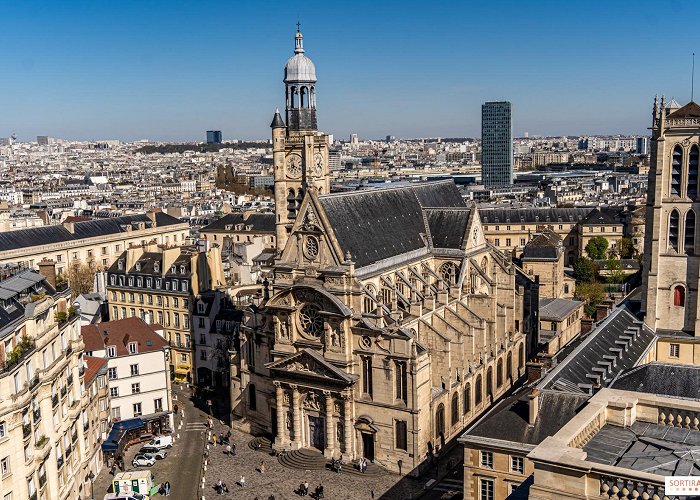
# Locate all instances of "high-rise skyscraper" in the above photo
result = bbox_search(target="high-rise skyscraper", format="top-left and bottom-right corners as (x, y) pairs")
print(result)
(206, 130), (222, 144)
(481, 101), (513, 187)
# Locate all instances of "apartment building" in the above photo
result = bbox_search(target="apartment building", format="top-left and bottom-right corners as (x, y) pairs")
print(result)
(0, 211), (189, 275)
(105, 245), (224, 382)
(82, 317), (173, 431)
(0, 267), (93, 500)
(80, 355), (109, 499)
(199, 212), (276, 248)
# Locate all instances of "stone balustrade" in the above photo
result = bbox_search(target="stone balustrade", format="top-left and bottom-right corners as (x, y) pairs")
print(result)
(599, 474), (668, 500)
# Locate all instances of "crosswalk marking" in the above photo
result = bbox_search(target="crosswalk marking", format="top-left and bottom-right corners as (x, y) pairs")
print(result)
(185, 422), (208, 431)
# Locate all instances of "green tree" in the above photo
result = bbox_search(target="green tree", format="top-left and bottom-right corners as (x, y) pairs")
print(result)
(575, 281), (605, 317)
(605, 259), (626, 284)
(573, 256), (598, 284)
(618, 237), (635, 259)
(585, 236), (609, 260)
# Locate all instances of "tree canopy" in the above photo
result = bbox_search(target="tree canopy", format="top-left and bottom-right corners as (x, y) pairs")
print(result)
(585, 236), (609, 260)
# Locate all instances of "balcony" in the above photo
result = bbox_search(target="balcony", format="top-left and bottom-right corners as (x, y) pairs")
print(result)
(0, 337), (36, 375)
(29, 374), (40, 390)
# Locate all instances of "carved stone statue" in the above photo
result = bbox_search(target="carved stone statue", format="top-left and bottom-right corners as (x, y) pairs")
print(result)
(304, 391), (320, 411)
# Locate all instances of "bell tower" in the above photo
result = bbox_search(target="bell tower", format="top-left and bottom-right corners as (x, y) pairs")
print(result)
(642, 96), (700, 333)
(271, 26), (331, 253)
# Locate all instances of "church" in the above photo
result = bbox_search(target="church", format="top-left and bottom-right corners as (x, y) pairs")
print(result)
(229, 27), (537, 475)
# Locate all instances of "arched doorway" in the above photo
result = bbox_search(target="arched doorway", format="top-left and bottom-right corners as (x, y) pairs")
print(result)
(435, 403), (445, 439)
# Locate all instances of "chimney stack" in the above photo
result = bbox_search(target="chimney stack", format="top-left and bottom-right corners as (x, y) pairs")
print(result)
(37, 259), (57, 289)
(528, 388), (539, 425)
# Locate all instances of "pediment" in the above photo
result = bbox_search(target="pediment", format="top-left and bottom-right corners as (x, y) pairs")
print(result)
(266, 284), (352, 317)
(265, 348), (355, 385)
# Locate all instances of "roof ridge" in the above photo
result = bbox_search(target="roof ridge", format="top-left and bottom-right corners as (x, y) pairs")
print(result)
(318, 180), (454, 199)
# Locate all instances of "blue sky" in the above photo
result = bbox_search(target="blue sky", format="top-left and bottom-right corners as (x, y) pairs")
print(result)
(2, 0), (700, 141)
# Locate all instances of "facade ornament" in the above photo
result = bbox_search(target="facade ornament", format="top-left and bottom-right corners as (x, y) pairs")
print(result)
(359, 336), (372, 350)
(304, 391), (321, 411)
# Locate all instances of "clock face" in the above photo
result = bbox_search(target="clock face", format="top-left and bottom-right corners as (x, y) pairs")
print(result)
(286, 154), (302, 179)
(313, 152), (324, 175)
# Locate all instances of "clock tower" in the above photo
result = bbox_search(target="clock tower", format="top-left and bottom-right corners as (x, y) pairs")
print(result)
(271, 26), (331, 253)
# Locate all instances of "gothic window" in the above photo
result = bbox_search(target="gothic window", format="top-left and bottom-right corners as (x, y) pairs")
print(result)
(463, 383), (471, 414)
(689, 145), (699, 200)
(395, 420), (408, 451)
(381, 287), (392, 306)
(395, 361), (407, 404)
(451, 393), (459, 426)
(674, 285), (686, 307)
(486, 366), (493, 399)
(686, 210), (696, 255)
(364, 285), (377, 314)
(481, 257), (488, 275)
(298, 304), (323, 338)
(475, 375), (483, 406)
(671, 145), (682, 196)
(287, 189), (297, 219)
(248, 384), (257, 411)
(440, 262), (458, 285)
(518, 344), (525, 371)
(435, 403), (445, 439)
(506, 352), (513, 381)
(300, 86), (307, 108)
(497, 358), (503, 388)
(361, 356), (373, 397)
(670, 209), (680, 252)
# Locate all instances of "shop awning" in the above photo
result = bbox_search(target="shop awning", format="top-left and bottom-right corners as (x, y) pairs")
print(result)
(101, 418), (145, 451)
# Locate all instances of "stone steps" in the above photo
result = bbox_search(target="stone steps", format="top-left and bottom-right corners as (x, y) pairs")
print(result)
(276, 448), (384, 476)
(247, 436), (273, 453)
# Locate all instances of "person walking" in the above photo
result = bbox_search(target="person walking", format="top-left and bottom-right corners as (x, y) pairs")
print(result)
(226, 444), (232, 456)
(164, 481), (171, 497)
(216, 479), (223, 495)
(303, 480), (309, 496)
(259, 460), (266, 473)
(212, 434), (217, 446)
(240, 475), (246, 488)
(232, 443), (237, 456)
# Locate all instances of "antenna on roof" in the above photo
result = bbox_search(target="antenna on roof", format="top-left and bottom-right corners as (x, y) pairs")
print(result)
(693, 52), (696, 102)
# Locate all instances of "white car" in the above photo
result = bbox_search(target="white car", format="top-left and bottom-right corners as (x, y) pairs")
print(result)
(131, 455), (155, 467)
(147, 435), (173, 449)
(138, 447), (167, 459)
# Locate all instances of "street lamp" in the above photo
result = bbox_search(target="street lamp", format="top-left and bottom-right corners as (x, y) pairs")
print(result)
(88, 471), (95, 500)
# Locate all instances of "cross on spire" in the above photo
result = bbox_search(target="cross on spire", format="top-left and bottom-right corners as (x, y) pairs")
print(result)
(297, 20), (301, 32)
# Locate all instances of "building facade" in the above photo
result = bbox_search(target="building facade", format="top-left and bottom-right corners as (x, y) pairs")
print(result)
(105, 245), (225, 382)
(0, 268), (95, 500)
(481, 101), (513, 187)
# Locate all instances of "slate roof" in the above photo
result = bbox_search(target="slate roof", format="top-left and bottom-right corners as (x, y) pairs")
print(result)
(611, 362), (700, 399)
(579, 207), (623, 226)
(522, 229), (562, 260)
(583, 421), (700, 476)
(468, 388), (590, 445)
(539, 298), (584, 321)
(200, 213), (276, 233)
(667, 101), (700, 120)
(82, 317), (169, 356)
(318, 181), (465, 268)
(540, 303), (656, 394)
(479, 207), (592, 225)
(424, 208), (472, 249)
(0, 213), (182, 253)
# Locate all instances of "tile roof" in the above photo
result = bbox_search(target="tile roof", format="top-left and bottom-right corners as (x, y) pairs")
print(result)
(81, 317), (168, 356)
(82, 355), (108, 385)
(667, 101), (700, 120)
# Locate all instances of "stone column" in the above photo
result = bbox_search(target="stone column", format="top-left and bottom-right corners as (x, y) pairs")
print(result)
(323, 391), (335, 458)
(274, 382), (286, 448)
(343, 393), (353, 457)
(291, 385), (302, 449)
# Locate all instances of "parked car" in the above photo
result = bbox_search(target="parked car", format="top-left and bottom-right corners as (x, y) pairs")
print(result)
(146, 435), (173, 449)
(138, 446), (167, 459)
(132, 455), (156, 467)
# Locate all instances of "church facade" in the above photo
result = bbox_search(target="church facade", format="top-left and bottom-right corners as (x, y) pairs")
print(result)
(229, 28), (536, 475)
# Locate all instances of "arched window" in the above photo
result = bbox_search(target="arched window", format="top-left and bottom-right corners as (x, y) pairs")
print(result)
(287, 189), (297, 218)
(496, 358), (503, 388)
(435, 403), (445, 439)
(670, 209), (680, 252)
(671, 145), (683, 196)
(463, 383), (471, 414)
(518, 344), (525, 371)
(290, 86), (297, 108)
(674, 285), (686, 307)
(475, 375), (482, 406)
(506, 352), (513, 381)
(364, 285), (377, 314)
(686, 210), (696, 255)
(248, 383), (257, 411)
(440, 262), (458, 285)
(300, 86), (307, 108)
(451, 393), (459, 426)
(381, 287), (392, 306)
(689, 146), (699, 200)
(481, 257), (488, 275)
(486, 367), (493, 399)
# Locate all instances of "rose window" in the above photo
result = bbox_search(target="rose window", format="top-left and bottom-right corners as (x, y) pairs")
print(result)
(299, 304), (323, 338)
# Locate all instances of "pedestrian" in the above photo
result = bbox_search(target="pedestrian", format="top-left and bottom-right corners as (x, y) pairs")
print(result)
(318, 483), (324, 499)
(240, 475), (246, 488)
(212, 434), (217, 446)
(223, 482), (229, 493)
(217, 479), (223, 495)
(371, 490), (375, 499)
(165, 481), (171, 497)
(260, 460), (266, 473)
(303, 480), (309, 496)
(232, 443), (237, 456)
(226, 444), (231, 456)
(219, 432), (224, 443)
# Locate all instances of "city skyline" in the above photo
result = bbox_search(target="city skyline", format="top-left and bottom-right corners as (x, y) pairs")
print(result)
(3, 0), (700, 142)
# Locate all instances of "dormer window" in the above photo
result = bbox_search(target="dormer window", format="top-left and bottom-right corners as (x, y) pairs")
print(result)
(128, 277), (134, 286)
(182, 281), (188, 292)
(155, 278), (162, 288)
(154, 262), (160, 273)
(135, 262), (141, 271)
(107, 346), (116, 357)
(117, 259), (124, 270)
(127, 342), (137, 354)
(146, 278), (152, 287)
(137, 278), (142, 287)
(198, 302), (205, 314)
(225, 224), (233, 230)
(180, 265), (185, 274)
(110, 275), (116, 285)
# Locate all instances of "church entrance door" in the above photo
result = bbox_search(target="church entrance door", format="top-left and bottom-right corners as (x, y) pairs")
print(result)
(361, 432), (375, 461)
(308, 416), (325, 451)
